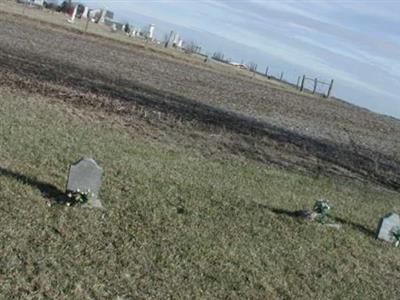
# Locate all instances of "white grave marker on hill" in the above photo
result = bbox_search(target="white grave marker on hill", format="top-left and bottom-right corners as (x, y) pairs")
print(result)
(69, 6), (78, 23)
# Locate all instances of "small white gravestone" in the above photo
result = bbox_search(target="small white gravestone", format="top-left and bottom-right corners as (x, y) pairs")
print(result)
(66, 158), (103, 208)
(68, 5), (78, 23)
(376, 212), (400, 242)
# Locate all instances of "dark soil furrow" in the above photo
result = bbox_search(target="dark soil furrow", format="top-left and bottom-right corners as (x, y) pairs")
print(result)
(1, 12), (399, 190)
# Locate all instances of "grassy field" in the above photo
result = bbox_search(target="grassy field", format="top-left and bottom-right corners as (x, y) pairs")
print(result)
(1, 5), (400, 299)
(1, 88), (400, 299)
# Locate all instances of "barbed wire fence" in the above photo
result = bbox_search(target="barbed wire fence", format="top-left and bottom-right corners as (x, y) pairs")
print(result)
(299, 75), (334, 98)
(262, 66), (334, 98)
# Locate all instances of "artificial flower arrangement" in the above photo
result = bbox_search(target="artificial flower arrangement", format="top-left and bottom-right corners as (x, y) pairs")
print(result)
(313, 199), (331, 224)
(66, 188), (94, 206)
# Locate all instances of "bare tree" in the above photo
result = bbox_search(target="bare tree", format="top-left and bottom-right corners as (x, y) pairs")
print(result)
(212, 52), (225, 62)
(248, 62), (258, 72)
(163, 33), (169, 44)
(184, 41), (201, 54)
(124, 23), (130, 34)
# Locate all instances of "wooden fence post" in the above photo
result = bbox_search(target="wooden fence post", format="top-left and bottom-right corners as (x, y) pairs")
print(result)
(327, 79), (334, 98)
(313, 78), (318, 94)
(85, 15), (90, 33)
(22, 0), (28, 15)
(265, 66), (269, 77)
(296, 76), (301, 89)
(280, 72), (284, 81)
(300, 75), (305, 91)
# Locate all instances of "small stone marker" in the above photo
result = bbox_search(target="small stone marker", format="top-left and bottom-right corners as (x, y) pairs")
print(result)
(66, 158), (103, 208)
(376, 212), (400, 242)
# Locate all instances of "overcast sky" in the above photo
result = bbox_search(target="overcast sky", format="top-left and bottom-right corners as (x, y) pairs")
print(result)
(82, 0), (400, 119)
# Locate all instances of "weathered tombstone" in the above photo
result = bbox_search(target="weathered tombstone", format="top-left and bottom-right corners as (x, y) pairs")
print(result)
(376, 212), (400, 242)
(66, 158), (103, 208)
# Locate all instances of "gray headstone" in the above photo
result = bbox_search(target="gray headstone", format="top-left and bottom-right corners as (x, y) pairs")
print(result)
(66, 158), (103, 208)
(376, 212), (400, 242)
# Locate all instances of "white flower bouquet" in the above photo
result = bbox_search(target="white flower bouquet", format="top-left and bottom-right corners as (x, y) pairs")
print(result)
(66, 188), (95, 206)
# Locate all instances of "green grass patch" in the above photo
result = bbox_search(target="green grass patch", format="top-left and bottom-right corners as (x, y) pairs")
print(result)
(1, 89), (400, 299)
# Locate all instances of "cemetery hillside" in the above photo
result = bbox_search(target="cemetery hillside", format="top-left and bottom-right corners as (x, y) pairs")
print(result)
(1, 7), (400, 299)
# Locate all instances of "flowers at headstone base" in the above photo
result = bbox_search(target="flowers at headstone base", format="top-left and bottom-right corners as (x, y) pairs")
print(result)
(391, 227), (400, 247)
(313, 199), (331, 224)
(66, 188), (92, 206)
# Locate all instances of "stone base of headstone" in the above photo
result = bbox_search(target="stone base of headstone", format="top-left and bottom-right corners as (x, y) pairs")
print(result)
(83, 198), (103, 209)
(324, 223), (342, 230)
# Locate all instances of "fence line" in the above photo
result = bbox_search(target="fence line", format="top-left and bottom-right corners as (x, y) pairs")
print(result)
(261, 66), (334, 98)
(299, 75), (334, 98)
